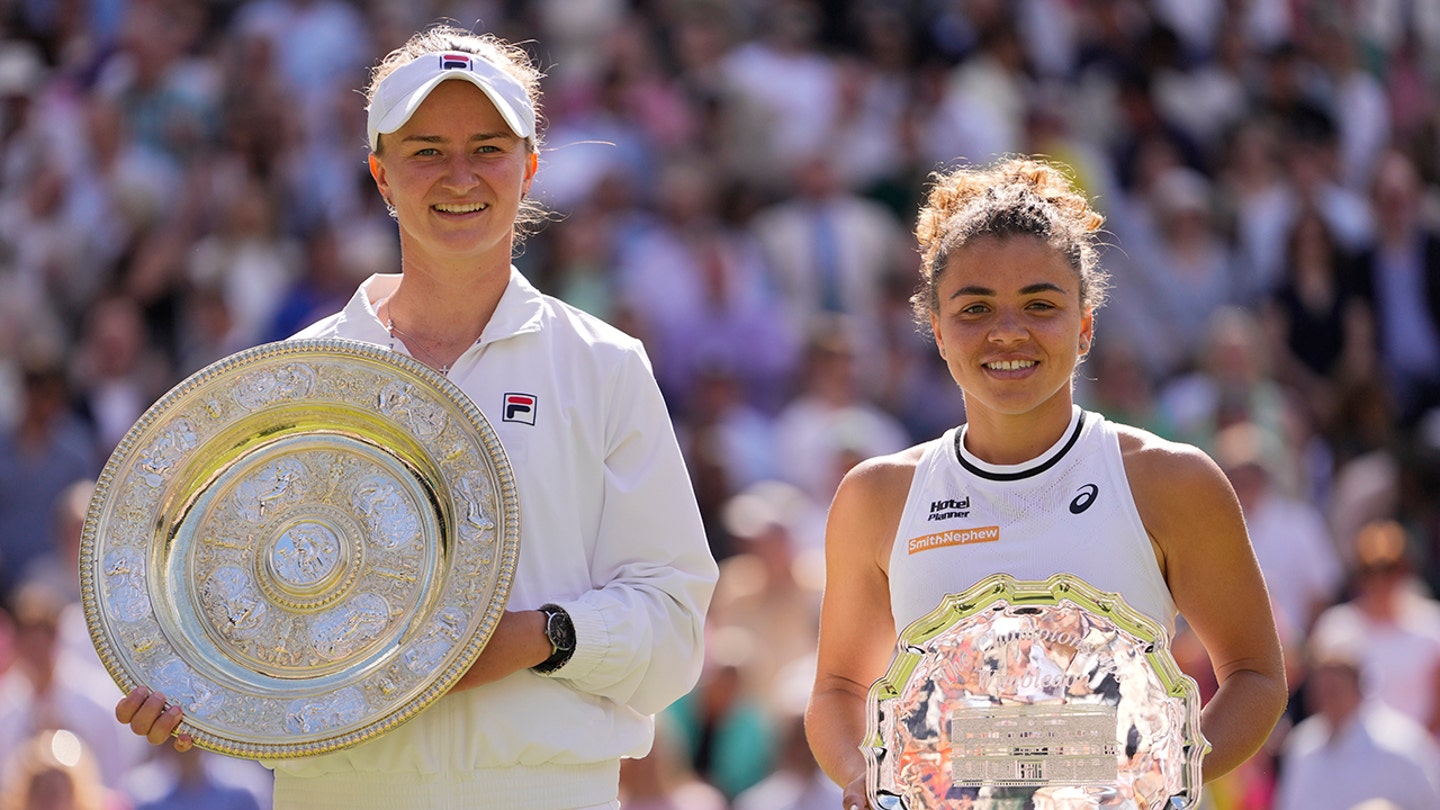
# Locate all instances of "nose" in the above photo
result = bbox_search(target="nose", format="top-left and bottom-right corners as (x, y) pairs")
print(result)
(988, 307), (1028, 344)
(440, 152), (480, 192)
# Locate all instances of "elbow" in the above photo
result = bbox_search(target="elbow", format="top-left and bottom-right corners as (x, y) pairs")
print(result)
(1265, 648), (1291, 717)
(1267, 666), (1291, 725)
(629, 615), (708, 715)
(1240, 661), (1291, 734)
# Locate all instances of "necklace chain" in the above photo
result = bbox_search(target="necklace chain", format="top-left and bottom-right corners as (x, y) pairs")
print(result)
(380, 298), (453, 375)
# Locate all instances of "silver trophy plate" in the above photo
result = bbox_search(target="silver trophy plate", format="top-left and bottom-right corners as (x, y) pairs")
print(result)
(865, 574), (1208, 809)
(81, 338), (520, 759)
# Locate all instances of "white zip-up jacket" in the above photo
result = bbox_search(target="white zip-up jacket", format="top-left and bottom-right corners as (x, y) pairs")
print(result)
(271, 270), (718, 809)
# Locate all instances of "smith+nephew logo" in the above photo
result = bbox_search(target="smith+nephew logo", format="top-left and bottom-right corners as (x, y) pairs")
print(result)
(906, 526), (1000, 554)
(927, 496), (971, 521)
(503, 392), (537, 425)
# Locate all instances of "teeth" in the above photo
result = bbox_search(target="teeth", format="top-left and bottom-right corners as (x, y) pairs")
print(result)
(434, 203), (487, 213)
(987, 360), (1035, 371)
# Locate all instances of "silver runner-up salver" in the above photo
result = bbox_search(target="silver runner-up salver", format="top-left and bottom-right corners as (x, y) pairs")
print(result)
(865, 574), (1208, 810)
(81, 338), (520, 759)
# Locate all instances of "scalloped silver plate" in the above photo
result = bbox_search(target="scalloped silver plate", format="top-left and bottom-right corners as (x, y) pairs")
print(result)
(81, 338), (519, 759)
(865, 574), (1208, 809)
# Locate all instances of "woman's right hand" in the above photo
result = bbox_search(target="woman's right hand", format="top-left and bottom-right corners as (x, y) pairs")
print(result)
(115, 686), (194, 751)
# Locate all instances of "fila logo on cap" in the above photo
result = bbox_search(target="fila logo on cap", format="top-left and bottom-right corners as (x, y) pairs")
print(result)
(440, 53), (473, 71)
(503, 393), (537, 425)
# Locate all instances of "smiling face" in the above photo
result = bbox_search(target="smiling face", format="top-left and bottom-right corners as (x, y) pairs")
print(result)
(929, 235), (1093, 425)
(368, 79), (537, 272)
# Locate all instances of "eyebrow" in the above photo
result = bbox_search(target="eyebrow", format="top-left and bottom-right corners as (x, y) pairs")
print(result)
(399, 131), (516, 145)
(948, 282), (1067, 299)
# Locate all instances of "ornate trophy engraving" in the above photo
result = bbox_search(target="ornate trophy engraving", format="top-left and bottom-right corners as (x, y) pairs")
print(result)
(865, 574), (1208, 810)
(81, 339), (520, 759)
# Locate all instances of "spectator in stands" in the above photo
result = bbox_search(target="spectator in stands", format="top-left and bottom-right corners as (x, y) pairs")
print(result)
(0, 350), (96, 598)
(1310, 519), (1440, 734)
(773, 314), (910, 506)
(614, 155), (797, 411)
(0, 582), (142, 792)
(1274, 636), (1440, 810)
(750, 152), (913, 391)
(1158, 306), (1301, 490)
(1215, 420), (1342, 644)
(1353, 149), (1440, 428)
(1262, 207), (1379, 443)
(0, 728), (115, 810)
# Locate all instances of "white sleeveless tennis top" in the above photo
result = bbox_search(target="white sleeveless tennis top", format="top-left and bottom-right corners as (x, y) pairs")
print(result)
(888, 406), (1176, 636)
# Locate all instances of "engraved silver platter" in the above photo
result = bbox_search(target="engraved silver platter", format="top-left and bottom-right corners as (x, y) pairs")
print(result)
(865, 574), (1208, 810)
(80, 338), (519, 759)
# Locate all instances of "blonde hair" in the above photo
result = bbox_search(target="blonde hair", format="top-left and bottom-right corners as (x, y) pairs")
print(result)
(911, 156), (1108, 332)
(365, 24), (544, 152)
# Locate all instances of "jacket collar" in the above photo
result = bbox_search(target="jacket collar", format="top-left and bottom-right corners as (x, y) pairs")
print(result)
(341, 267), (546, 347)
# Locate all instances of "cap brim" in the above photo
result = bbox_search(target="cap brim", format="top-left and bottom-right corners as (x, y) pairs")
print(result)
(371, 72), (533, 147)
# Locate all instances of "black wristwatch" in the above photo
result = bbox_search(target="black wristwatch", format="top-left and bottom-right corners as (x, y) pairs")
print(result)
(533, 603), (575, 674)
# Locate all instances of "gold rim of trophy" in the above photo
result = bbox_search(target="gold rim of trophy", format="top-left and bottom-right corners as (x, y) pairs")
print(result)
(80, 338), (520, 759)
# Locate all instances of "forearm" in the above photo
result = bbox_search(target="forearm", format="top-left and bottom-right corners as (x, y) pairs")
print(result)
(805, 684), (871, 793)
(1199, 668), (1289, 782)
(450, 610), (551, 692)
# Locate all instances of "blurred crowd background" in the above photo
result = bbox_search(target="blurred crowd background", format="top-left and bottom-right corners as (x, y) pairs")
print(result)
(1, 0), (1439, 808)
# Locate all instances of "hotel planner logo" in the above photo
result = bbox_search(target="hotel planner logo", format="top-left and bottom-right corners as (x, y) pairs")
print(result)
(928, 496), (971, 521)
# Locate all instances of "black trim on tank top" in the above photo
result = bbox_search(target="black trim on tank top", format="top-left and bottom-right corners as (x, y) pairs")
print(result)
(954, 410), (1090, 481)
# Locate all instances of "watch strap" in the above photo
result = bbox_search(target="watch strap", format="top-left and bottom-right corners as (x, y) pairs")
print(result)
(533, 603), (575, 674)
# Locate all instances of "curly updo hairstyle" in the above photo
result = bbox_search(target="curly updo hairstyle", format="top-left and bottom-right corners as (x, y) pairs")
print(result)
(911, 156), (1109, 335)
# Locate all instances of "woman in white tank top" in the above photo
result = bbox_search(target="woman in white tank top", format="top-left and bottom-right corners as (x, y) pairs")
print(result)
(805, 157), (1286, 810)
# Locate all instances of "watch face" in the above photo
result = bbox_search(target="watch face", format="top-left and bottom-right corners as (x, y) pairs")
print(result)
(547, 609), (575, 651)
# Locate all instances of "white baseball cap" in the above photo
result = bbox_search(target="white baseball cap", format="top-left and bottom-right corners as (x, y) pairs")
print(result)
(367, 51), (536, 151)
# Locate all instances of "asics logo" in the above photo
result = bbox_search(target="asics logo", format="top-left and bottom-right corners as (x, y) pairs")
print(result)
(1069, 483), (1099, 514)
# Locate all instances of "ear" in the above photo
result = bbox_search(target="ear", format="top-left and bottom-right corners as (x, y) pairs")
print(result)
(930, 311), (946, 358)
(368, 153), (390, 203)
(522, 150), (538, 194)
(1079, 308), (1095, 356)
